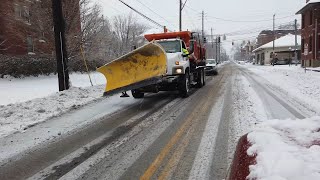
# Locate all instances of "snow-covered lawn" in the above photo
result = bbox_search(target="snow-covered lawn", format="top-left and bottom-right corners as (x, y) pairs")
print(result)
(0, 85), (106, 138)
(0, 72), (105, 105)
(243, 64), (320, 114)
(247, 117), (320, 180)
(0, 72), (107, 138)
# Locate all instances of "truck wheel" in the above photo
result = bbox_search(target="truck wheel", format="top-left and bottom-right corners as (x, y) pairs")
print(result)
(131, 90), (144, 99)
(179, 72), (190, 98)
(197, 69), (205, 88)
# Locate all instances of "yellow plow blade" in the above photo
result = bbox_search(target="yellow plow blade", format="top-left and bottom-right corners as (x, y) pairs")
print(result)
(97, 42), (167, 96)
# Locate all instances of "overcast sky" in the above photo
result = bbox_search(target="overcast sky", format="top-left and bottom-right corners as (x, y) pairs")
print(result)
(93, 0), (306, 52)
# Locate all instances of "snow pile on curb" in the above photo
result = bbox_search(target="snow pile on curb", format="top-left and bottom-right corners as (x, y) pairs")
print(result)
(0, 85), (105, 138)
(245, 65), (320, 114)
(247, 117), (320, 180)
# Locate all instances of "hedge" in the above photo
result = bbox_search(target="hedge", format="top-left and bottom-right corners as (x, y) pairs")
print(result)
(0, 54), (105, 78)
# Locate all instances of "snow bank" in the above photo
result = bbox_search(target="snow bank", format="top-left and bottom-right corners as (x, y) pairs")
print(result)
(244, 65), (320, 114)
(0, 72), (105, 105)
(0, 85), (105, 138)
(247, 117), (320, 180)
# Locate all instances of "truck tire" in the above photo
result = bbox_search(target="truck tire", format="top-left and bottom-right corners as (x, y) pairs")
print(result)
(131, 89), (144, 99)
(197, 69), (205, 88)
(202, 69), (206, 86)
(179, 72), (190, 98)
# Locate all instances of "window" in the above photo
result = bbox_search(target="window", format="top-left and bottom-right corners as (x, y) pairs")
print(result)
(27, 36), (34, 53)
(309, 36), (313, 52)
(318, 35), (320, 51)
(22, 6), (31, 24)
(182, 42), (186, 50)
(302, 39), (305, 52)
(157, 40), (182, 53)
(261, 53), (265, 61)
(310, 10), (313, 25)
(302, 14), (305, 28)
(14, 4), (31, 24)
(14, 4), (22, 18)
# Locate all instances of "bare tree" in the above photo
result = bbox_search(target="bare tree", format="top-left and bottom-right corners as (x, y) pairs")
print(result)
(111, 14), (149, 57)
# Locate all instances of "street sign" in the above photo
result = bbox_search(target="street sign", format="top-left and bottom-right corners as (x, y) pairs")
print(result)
(304, 43), (308, 56)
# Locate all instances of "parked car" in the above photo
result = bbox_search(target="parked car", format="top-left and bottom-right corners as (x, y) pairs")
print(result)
(205, 59), (218, 75)
(274, 59), (289, 65)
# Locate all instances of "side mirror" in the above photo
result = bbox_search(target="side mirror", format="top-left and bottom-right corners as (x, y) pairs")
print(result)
(189, 40), (195, 54)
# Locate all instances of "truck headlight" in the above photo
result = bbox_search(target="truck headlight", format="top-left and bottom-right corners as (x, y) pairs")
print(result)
(176, 68), (183, 74)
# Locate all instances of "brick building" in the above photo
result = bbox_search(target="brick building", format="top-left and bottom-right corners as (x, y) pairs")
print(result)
(0, 0), (80, 56)
(256, 29), (297, 48)
(297, 0), (320, 67)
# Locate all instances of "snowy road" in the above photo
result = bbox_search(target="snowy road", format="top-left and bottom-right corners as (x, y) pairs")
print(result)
(0, 63), (317, 180)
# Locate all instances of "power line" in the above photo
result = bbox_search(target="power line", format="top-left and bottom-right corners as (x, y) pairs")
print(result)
(118, 0), (164, 28)
(206, 20), (296, 37)
(133, 0), (176, 27)
(181, 0), (189, 10)
(184, 7), (197, 30)
(185, 4), (297, 23)
(205, 15), (296, 23)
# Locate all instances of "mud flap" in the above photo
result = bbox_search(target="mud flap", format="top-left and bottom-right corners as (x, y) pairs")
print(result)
(97, 42), (167, 96)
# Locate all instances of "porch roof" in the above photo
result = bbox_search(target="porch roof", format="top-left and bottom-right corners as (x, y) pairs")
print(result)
(296, 0), (320, 14)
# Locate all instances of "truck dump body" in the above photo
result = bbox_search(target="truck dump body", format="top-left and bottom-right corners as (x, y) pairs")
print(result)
(145, 31), (192, 47)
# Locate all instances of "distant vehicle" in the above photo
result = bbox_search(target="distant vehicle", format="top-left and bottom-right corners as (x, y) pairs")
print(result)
(205, 59), (218, 75)
(238, 60), (245, 65)
(291, 59), (301, 64)
(274, 59), (289, 65)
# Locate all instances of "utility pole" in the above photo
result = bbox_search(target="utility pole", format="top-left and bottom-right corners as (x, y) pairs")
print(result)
(294, 19), (298, 65)
(219, 37), (221, 63)
(272, 14), (275, 65)
(215, 37), (218, 62)
(179, 0), (182, 31)
(202, 11), (205, 41)
(211, 28), (214, 48)
(52, 0), (69, 91)
(273, 14), (275, 52)
(211, 28), (214, 59)
(315, 18), (318, 61)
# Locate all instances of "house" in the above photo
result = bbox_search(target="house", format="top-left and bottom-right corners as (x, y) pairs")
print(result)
(296, 0), (320, 67)
(241, 41), (255, 61)
(0, 0), (80, 56)
(253, 34), (301, 65)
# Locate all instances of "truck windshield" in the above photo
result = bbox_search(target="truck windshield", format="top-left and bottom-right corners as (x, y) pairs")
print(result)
(157, 40), (181, 53)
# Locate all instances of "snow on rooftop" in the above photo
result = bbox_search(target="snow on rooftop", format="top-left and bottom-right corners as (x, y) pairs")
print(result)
(297, 0), (320, 14)
(308, 0), (320, 3)
(247, 117), (320, 180)
(253, 34), (301, 52)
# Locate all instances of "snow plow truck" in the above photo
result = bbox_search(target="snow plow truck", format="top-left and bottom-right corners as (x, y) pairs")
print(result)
(97, 31), (207, 98)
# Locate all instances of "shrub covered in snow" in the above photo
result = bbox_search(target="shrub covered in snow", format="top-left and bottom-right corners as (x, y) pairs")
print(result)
(0, 54), (105, 77)
(0, 54), (57, 78)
